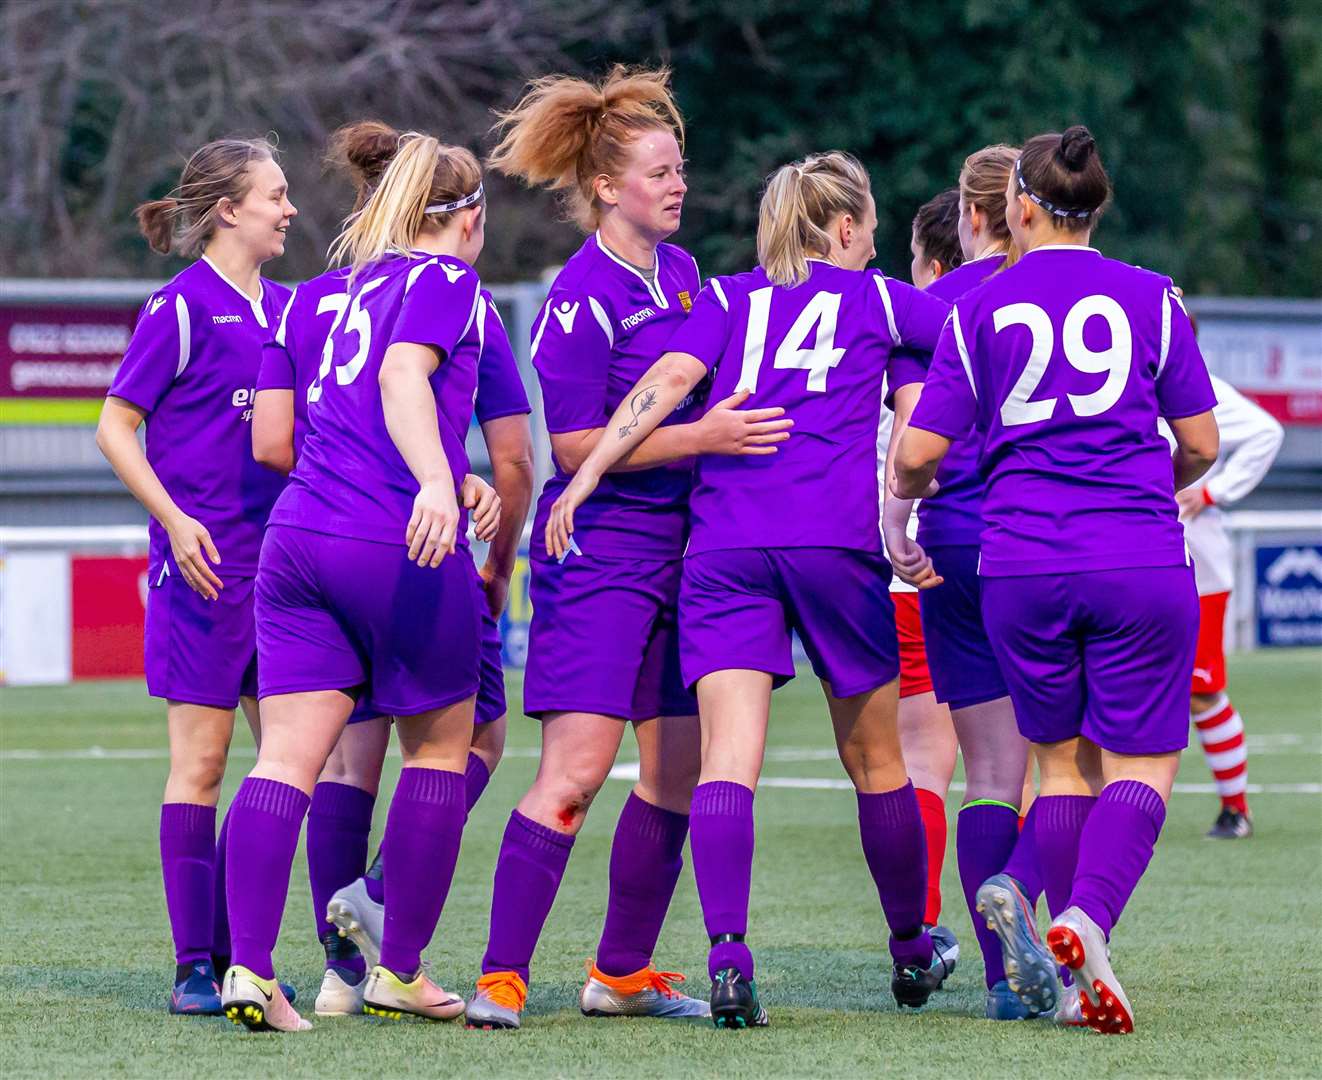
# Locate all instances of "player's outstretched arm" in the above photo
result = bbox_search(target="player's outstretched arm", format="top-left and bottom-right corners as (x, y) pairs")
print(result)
(545, 350), (706, 557)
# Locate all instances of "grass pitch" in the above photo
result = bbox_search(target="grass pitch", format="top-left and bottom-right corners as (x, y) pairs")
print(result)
(2, 650), (1319, 1078)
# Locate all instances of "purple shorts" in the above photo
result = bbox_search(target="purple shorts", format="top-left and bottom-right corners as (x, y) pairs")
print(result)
(523, 553), (695, 721)
(347, 582), (504, 726)
(919, 544), (1009, 710)
(256, 525), (481, 717)
(680, 547), (899, 698)
(145, 567), (257, 709)
(981, 565), (1198, 755)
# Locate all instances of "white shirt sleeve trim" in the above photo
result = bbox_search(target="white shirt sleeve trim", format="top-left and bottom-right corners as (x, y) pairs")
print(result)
(173, 294), (191, 378)
(709, 278), (729, 312)
(873, 273), (901, 344)
(588, 296), (615, 348)
(274, 288), (297, 348)
(1158, 289), (1173, 377)
(952, 307), (976, 399)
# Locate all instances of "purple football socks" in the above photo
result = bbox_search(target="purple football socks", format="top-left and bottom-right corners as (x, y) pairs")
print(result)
(307, 781), (374, 975)
(465, 752), (492, 814)
(160, 802), (217, 966)
(595, 792), (689, 977)
(211, 806), (232, 968)
(957, 801), (1020, 987)
(690, 781), (755, 980)
(1000, 800), (1044, 906)
(1034, 794), (1099, 917)
(377, 767), (466, 976)
(481, 810), (575, 982)
(224, 778), (310, 980)
(1069, 780), (1167, 937)
(858, 783), (932, 970)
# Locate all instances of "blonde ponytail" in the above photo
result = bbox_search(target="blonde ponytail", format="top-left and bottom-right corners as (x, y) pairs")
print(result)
(328, 133), (483, 278)
(757, 152), (872, 287)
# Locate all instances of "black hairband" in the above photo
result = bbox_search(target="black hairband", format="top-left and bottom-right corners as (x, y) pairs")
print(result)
(1015, 158), (1094, 220)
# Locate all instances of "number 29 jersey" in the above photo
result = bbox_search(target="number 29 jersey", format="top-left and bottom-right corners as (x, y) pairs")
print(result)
(909, 245), (1217, 577)
(269, 252), (482, 545)
(666, 259), (950, 556)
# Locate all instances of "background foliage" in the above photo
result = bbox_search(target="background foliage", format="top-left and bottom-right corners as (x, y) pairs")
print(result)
(2, 0), (1318, 294)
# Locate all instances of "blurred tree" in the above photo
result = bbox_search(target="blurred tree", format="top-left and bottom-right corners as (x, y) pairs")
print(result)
(588, 0), (1320, 295)
(0, 0), (637, 281)
(1, 0), (1317, 294)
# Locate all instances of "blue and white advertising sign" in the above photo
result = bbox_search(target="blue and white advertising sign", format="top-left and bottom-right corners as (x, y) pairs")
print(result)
(1256, 545), (1322, 647)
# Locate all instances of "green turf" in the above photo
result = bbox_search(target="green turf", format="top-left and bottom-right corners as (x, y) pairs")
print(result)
(2, 650), (1320, 1077)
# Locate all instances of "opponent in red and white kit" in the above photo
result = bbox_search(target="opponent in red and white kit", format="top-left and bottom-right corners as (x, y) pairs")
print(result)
(1176, 372), (1283, 838)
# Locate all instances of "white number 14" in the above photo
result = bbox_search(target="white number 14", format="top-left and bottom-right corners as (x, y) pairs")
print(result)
(737, 288), (845, 394)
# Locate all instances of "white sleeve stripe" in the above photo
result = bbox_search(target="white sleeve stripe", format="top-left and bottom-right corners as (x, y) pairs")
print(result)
(588, 296), (614, 348)
(174, 294), (191, 378)
(405, 256), (439, 293)
(710, 278), (729, 311)
(274, 288), (297, 348)
(873, 274), (901, 344)
(1158, 290), (1173, 376)
(529, 302), (553, 360)
(475, 294), (488, 358)
(952, 308), (976, 399)
(457, 279), (482, 342)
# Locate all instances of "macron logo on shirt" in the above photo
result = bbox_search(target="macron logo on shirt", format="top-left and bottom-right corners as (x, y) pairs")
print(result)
(439, 263), (466, 284)
(620, 307), (656, 330)
(147, 295), (168, 316)
(212, 314), (243, 325)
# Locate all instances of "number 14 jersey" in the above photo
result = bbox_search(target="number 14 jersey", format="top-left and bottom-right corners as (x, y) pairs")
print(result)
(666, 259), (949, 556)
(909, 245), (1217, 577)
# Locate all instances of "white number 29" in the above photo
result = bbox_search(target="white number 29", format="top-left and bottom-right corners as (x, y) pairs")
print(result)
(737, 287), (845, 394)
(994, 294), (1132, 427)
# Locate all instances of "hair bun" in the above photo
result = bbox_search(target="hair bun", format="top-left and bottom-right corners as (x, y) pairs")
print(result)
(329, 120), (403, 186)
(1059, 125), (1096, 171)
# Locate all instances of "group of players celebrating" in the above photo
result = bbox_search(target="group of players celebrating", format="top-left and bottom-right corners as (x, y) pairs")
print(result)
(97, 63), (1280, 1039)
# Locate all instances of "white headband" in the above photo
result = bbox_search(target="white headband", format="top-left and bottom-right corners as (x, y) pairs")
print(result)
(425, 184), (484, 215)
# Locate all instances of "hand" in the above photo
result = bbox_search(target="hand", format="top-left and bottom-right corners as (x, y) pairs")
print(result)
(695, 389), (794, 455)
(406, 480), (460, 567)
(165, 513), (223, 600)
(882, 520), (944, 590)
(545, 466), (601, 560)
(1175, 486), (1207, 521)
(479, 561), (510, 618)
(462, 473), (501, 542)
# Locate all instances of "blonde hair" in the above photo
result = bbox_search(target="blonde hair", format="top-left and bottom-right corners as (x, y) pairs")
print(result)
(757, 152), (872, 287)
(134, 138), (276, 257)
(327, 132), (482, 277)
(959, 144), (1019, 258)
(489, 65), (684, 231)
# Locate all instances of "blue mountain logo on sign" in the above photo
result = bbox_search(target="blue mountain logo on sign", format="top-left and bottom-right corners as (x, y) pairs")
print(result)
(1256, 545), (1322, 647)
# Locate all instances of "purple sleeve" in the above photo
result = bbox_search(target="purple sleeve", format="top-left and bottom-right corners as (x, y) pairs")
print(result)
(531, 288), (615, 434)
(1156, 289), (1217, 419)
(908, 308), (977, 440)
(391, 261), (480, 359)
(662, 281), (732, 371)
(887, 277), (951, 353)
(256, 289), (298, 392)
(885, 348), (931, 399)
(475, 295), (531, 424)
(107, 291), (186, 414)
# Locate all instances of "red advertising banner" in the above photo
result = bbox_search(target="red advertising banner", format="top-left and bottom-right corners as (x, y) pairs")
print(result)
(71, 555), (148, 679)
(0, 304), (138, 398)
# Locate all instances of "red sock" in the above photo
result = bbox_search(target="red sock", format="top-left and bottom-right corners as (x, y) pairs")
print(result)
(1193, 695), (1249, 815)
(914, 788), (947, 926)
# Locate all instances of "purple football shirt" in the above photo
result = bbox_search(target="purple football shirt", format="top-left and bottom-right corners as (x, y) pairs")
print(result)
(108, 256), (290, 576)
(257, 267), (350, 458)
(529, 232), (703, 560)
(665, 260), (950, 555)
(269, 252), (482, 545)
(912, 253), (1006, 547)
(909, 245), (1216, 576)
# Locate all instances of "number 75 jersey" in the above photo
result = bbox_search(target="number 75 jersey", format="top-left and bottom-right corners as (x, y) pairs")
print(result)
(909, 245), (1217, 578)
(665, 260), (949, 556)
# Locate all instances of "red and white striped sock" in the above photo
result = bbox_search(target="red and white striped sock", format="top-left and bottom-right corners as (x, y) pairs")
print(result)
(1192, 694), (1249, 814)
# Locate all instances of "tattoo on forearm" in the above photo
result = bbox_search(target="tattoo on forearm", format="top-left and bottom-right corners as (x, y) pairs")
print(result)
(618, 385), (659, 440)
